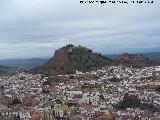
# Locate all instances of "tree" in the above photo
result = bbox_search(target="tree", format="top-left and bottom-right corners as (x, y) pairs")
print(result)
(113, 94), (141, 110)
(99, 94), (105, 100)
(42, 89), (49, 94)
(155, 86), (160, 92)
(69, 75), (74, 79)
(55, 99), (63, 104)
(43, 76), (59, 85)
(12, 97), (22, 105)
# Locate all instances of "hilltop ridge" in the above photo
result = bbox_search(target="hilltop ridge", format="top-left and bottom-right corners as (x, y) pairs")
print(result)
(115, 53), (157, 67)
(32, 44), (114, 75)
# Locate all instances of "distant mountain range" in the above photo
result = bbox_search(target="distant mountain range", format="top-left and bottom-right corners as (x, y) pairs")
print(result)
(0, 46), (160, 72)
(0, 58), (48, 70)
(107, 52), (160, 59)
(114, 53), (157, 67)
(107, 52), (160, 66)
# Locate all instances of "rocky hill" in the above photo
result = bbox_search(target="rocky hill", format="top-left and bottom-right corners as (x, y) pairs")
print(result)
(32, 44), (114, 75)
(115, 53), (157, 67)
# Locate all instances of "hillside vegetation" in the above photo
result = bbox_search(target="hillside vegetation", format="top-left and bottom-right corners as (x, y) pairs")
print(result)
(32, 44), (114, 75)
(0, 65), (18, 75)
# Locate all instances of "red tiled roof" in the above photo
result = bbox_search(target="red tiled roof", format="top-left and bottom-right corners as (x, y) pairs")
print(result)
(80, 104), (99, 108)
(19, 107), (25, 112)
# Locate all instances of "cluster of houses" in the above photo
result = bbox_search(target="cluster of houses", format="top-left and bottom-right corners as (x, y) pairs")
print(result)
(0, 65), (160, 120)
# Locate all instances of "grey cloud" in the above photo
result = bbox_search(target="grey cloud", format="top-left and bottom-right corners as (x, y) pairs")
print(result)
(0, 0), (160, 59)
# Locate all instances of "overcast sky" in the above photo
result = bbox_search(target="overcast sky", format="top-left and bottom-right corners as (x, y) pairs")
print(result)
(0, 0), (160, 59)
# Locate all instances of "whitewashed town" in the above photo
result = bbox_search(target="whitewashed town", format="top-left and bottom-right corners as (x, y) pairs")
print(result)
(0, 65), (160, 120)
(1, 0), (160, 119)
